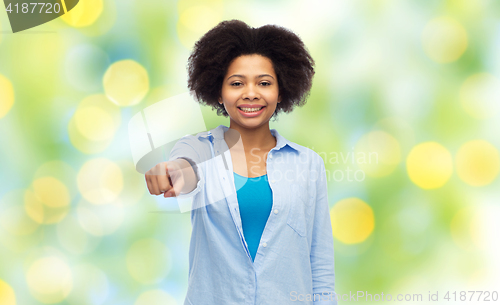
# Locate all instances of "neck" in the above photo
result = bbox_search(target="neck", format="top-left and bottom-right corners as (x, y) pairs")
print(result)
(225, 120), (277, 152)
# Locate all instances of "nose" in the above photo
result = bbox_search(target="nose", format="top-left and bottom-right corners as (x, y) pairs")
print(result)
(243, 84), (260, 100)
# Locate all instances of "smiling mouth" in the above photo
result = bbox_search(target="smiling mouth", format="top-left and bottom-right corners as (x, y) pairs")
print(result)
(238, 106), (265, 113)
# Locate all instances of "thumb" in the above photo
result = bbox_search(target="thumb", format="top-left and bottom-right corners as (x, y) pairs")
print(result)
(165, 181), (183, 197)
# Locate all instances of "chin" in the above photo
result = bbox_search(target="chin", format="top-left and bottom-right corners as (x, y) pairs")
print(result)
(231, 117), (269, 129)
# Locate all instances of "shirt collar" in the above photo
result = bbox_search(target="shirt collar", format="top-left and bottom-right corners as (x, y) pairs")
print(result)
(198, 125), (300, 154)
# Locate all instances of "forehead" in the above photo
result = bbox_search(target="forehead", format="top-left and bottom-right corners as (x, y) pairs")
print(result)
(226, 54), (276, 76)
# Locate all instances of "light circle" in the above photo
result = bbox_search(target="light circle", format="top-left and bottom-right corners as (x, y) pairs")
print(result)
(456, 140), (500, 186)
(459, 73), (500, 119)
(0, 74), (15, 118)
(26, 256), (73, 304)
(330, 198), (375, 244)
(407, 142), (453, 189)
(422, 16), (468, 63)
(77, 158), (123, 204)
(61, 0), (104, 27)
(103, 60), (149, 107)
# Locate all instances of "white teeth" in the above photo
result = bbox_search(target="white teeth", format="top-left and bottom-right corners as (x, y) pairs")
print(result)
(239, 107), (263, 113)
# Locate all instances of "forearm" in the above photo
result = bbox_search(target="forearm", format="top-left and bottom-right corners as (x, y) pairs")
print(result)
(311, 160), (337, 305)
(172, 157), (199, 194)
(310, 206), (336, 304)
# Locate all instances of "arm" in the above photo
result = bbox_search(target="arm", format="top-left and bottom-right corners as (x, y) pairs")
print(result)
(145, 135), (204, 199)
(144, 158), (199, 198)
(310, 158), (338, 305)
(166, 136), (205, 199)
(168, 157), (199, 196)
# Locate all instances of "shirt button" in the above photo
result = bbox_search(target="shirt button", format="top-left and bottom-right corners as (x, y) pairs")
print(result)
(274, 209), (279, 214)
(262, 242), (267, 247)
(269, 154), (273, 159)
(271, 180), (275, 183)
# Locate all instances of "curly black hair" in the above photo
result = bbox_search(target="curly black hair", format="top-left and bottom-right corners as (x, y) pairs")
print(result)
(186, 19), (315, 119)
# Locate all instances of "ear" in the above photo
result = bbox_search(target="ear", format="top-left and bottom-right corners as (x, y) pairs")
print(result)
(278, 94), (282, 103)
(218, 96), (222, 104)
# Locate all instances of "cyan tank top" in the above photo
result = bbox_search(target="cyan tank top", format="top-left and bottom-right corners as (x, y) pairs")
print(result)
(233, 172), (273, 262)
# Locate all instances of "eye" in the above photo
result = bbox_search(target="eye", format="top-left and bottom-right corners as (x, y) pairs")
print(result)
(231, 82), (242, 87)
(261, 82), (271, 86)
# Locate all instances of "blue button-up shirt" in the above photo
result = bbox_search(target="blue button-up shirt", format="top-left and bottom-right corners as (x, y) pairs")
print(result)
(168, 124), (337, 305)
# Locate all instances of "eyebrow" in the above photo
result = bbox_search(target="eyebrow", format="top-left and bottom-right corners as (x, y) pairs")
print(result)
(227, 74), (275, 81)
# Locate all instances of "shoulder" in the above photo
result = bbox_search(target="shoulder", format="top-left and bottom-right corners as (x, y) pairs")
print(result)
(173, 133), (205, 148)
(184, 130), (209, 142)
(285, 141), (325, 167)
(169, 131), (211, 161)
(273, 129), (323, 166)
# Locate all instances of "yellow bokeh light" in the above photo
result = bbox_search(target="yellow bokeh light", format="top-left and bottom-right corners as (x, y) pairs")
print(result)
(77, 158), (123, 204)
(179, 5), (220, 32)
(134, 289), (177, 305)
(330, 198), (375, 244)
(61, 0), (103, 27)
(76, 199), (124, 236)
(355, 130), (401, 177)
(26, 256), (73, 304)
(406, 142), (453, 189)
(68, 94), (121, 153)
(74, 106), (115, 141)
(0, 279), (16, 305)
(0, 74), (15, 119)
(34, 160), (78, 197)
(68, 117), (112, 154)
(76, 95), (121, 135)
(63, 0), (116, 37)
(103, 60), (150, 107)
(176, 0), (223, 50)
(459, 73), (500, 119)
(456, 140), (500, 186)
(67, 263), (109, 305)
(422, 16), (468, 63)
(25, 189), (70, 225)
(24, 177), (71, 225)
(33, 177), (71, 208)
(126, 239), (171, 284)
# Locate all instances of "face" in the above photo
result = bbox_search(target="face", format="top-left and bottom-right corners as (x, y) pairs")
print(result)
(218, 54), (281, 130)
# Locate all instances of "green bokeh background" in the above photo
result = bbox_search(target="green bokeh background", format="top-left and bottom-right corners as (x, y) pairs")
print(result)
(1, 0), (499, 304)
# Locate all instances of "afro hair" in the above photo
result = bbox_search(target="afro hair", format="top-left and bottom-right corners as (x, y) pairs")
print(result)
(186, 19), (315, 119)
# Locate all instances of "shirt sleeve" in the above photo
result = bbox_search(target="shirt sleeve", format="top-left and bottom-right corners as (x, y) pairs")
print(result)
(310, 157), (338, 305)
(167, 135), (205, 199)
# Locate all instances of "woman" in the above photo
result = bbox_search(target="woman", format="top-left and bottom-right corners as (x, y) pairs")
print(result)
(145, 19), (337, 305)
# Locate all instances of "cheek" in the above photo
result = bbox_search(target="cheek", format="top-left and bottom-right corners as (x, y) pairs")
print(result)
(224, 100), (237, 110)
(221, 90), (239, 104)
(267, 95), (280, 106)
(266, 88), (280, 101)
